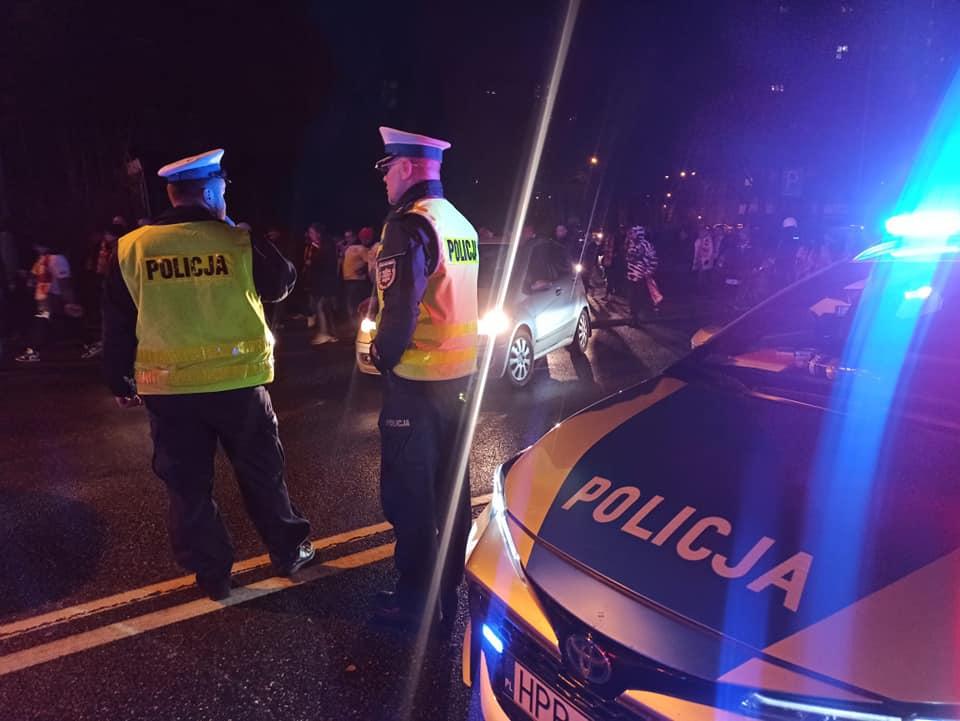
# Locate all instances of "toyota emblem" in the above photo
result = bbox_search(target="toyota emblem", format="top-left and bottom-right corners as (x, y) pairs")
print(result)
(564, 634), (613, 684)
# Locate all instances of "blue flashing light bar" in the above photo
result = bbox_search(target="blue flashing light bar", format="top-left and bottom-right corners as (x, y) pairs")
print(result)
(890, 244), (960, 258)
(481, 623), (505, 654)
(885, 210), (960, 239)
(903, 285), (933, 300)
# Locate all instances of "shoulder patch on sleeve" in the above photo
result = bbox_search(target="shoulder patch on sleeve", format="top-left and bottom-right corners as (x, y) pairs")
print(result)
(379, 220), (412, 261)
(377, 257), (397, 290)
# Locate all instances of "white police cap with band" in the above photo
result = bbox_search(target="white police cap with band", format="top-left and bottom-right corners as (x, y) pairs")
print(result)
(157, 148), (226, 182)
(375, 127), (450, 170)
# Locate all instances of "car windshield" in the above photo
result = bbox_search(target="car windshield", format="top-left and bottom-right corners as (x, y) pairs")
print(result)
(478, 243), (509, 290)
(687, 258), (960, 410)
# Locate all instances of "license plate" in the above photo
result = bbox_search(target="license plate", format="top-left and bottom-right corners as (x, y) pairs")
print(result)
(506, 659), (593, 721)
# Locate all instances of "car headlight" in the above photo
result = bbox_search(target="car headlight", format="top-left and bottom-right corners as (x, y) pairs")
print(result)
(490, 463), (525, 579)
(360, 317), (377, 334)
(466, 460), (525, 576)
(478, 308), (510, 337)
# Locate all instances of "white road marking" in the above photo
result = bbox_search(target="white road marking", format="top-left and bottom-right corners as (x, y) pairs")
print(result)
(0, 494), (492, 642)
(0, 542), (396, 677)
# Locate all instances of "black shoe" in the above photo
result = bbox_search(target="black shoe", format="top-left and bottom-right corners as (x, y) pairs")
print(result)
(373, 590), (453, 633)
(372, 590), (434, 628)
(197, 575), (233, 601)
(374, 590), (400, 610)
(278, 541), (317, 576)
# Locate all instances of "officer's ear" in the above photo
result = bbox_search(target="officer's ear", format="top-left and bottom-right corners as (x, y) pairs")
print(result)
(396, 158), (415, 180)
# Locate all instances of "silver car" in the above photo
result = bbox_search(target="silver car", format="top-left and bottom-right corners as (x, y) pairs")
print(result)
(356, 238), (592, 386)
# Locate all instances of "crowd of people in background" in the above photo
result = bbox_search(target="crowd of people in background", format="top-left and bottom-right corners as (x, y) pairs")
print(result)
(0, 215), (385, 362)
(0, 210), (871, 364)
(580, 214), (866, 322)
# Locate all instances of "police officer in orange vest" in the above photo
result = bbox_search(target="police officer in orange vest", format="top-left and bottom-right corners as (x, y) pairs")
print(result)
(370, 127), (479, 629)
(102, 149), (315, 601)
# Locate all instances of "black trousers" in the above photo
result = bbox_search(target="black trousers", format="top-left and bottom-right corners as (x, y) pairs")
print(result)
(378, 373), (472, 616)
(144, 385), (311, 583)
(628, 278), (652, 319)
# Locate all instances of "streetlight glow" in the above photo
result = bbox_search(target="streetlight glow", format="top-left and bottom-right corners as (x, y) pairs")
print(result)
(680, 170), (687, 178)
(589, 155), (599, 166)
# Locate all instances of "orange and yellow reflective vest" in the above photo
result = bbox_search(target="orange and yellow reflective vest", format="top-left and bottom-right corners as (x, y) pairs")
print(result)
(375, 197), (479, 381)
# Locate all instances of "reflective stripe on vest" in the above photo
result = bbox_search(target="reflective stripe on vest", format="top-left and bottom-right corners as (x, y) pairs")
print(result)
(136, 358), (274, 390)
(117, 220), (274, 395)
(376, 197), (479, 381)
(408, 319), (478, 344)
(135, 337), (272, 365)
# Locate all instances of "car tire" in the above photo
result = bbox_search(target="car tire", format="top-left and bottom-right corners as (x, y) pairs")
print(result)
(568, 308), (591, 356)
(505, 328), (534, 387)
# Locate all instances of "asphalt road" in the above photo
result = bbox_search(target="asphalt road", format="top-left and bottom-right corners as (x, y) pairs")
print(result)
(0, 298), (702, 721)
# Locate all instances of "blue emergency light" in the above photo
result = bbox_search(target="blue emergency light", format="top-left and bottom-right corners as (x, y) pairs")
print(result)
(856, 210), (960, 261)
(884, 210), (960, 239)
(481, 623), (505, 654)
(903, 285), (933, 300)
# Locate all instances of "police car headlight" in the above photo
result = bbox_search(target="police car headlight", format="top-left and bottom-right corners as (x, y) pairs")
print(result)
(478, 309), (510, 337)
(360, 317), (377, 334)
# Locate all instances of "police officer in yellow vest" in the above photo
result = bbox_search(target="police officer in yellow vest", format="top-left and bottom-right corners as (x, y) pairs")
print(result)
(102, 149), (315, 601)
(369, 127), (479, 629)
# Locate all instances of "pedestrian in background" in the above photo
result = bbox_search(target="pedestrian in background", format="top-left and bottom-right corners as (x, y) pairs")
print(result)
(15, 240), (82, 363)
(102, 148), (315, 601)
(342, 227), (373, 330)
(79, 223), (121, 360)
(369, 126), (478, 631)
(604, 227), (627, 298)
(306, 223), (339, 344)
(578, 230), (599, 296)
(691, 225), (714, 292)
(625, 225), (663, 324)
(773, 216), (800, 289)
(553, 223), (572, 262)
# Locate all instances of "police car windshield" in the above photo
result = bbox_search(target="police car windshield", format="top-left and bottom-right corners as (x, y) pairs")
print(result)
(692, 258), (960, 406)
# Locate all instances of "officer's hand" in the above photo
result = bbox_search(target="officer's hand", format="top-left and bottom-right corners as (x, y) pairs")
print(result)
(114, 395), (143, 409)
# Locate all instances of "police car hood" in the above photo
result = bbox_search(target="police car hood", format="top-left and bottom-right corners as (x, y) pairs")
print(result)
(502, 374), (960, 704)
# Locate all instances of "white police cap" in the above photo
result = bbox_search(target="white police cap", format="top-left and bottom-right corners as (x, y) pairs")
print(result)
(375, 127), (450, 169)
(157, 148), (226, 183)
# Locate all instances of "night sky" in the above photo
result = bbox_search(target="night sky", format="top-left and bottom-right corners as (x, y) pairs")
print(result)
(2, 0), (958, 244)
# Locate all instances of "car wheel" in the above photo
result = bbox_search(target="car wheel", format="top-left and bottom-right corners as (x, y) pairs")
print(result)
(506, 328), (534, 387)
(569, 308), (590, 356)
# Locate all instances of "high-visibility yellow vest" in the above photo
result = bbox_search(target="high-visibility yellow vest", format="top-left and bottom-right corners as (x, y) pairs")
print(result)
(376, 197), (478, 381)
(117, 220), (274, 395)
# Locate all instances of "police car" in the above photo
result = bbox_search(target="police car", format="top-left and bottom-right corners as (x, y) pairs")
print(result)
(357, 238), (591, 385)
(463, 213), (960, 721)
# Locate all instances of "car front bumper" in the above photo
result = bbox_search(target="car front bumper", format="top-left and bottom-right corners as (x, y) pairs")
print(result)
(463, 490), (757, 721)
